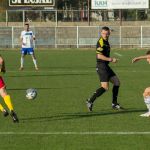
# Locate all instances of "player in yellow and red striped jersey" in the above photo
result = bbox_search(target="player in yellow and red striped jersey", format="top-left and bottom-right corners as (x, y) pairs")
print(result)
(0, 55), (19, 123)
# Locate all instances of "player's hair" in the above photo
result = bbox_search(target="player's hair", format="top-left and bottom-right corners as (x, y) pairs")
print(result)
(101, 26), (110, 31)
(146, 50), (150, 55)
(24, 23), (29, 26)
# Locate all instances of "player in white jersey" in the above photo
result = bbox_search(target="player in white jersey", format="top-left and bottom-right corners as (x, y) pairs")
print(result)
(132, 50), (150, 117)
(20, 23), (38, 70)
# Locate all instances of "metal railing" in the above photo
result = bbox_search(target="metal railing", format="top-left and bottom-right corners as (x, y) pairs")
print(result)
(0, 26), (149, 49)
(0, 9), (149, 26)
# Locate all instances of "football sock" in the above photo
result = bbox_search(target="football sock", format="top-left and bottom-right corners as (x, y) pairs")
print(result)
(4, 95), (14, 111)
(89, 87), (106, 103)
(112, 86), (120, 104)
(144, 96), (150, 112)
(32, 58), (38, 68)
(21, 57), (24, 68)
(0, 104), (4, 112)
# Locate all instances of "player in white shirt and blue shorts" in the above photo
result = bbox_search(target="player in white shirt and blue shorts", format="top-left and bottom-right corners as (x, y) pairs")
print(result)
(132, 50), (150, 117)
(20, 23), (38, 70)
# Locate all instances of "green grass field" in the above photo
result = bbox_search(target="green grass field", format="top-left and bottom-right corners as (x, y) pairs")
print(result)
(0, 49), (150, 150)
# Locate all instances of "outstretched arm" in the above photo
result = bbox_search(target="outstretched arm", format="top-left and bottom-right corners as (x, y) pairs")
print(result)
(97, 53), (118, 63)
(132, 55), (150, 63)
(0, 56), (6, 73)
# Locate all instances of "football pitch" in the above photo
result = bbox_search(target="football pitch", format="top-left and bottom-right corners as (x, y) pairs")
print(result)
(0, 49), (150, 150)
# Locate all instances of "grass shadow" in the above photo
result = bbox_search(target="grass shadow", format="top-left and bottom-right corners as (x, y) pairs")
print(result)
(7, 87), (78, 91)
(20, 108), (146, 123)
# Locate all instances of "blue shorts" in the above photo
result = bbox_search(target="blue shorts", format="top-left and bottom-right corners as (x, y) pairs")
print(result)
(21, 48), (34, 55)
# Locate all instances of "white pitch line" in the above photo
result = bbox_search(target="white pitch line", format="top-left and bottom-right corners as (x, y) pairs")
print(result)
(4, 70), (150, 73)
(114, 52), (123, 57)
(0, 132), (150, 135)
(5, 70), (94, 73)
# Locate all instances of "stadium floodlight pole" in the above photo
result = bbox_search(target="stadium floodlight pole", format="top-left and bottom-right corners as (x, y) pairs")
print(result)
(12, 26), (14, 48)
(23, 10), (25, 26)
(55, 10), (58, 27)
(6, 10), (8, 27)
(141, 26), (143, 48)
(55, 26), (57, 48)
(120, 26), (122, 48)
(40, 10), (42, 22)
(88, 0), (90, 26)
(119, 9), (122, 26)
(77, 26), (79, 48)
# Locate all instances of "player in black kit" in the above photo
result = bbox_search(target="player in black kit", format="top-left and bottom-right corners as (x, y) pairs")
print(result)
(86, 26), (123, 112)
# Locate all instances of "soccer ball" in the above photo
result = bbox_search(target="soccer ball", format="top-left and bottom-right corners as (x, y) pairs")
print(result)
(26, 88), (37, 100)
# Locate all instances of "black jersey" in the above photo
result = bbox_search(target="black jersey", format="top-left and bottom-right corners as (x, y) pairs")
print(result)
(96, 37), (110, 65)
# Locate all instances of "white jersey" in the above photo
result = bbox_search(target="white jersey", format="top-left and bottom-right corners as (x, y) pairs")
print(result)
(21, 30), (35, 48)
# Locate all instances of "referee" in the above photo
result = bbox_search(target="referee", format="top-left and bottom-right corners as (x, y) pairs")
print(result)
(86, 26), (123, 111)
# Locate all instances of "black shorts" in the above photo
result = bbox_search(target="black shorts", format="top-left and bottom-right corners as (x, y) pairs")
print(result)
(96, 63), (116, 82)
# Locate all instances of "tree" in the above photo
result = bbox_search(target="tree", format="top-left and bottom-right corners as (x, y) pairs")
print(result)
(0, 0), (8, 10)
(0, 0), (8, 21)
(57, 0), (88, 10)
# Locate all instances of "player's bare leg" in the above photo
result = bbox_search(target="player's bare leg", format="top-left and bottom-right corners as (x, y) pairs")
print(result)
(19, 54), (25, 71)
(31, 54), (38, 70)
(140, 87), (150, 117)
(0, 87), (19, 123)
